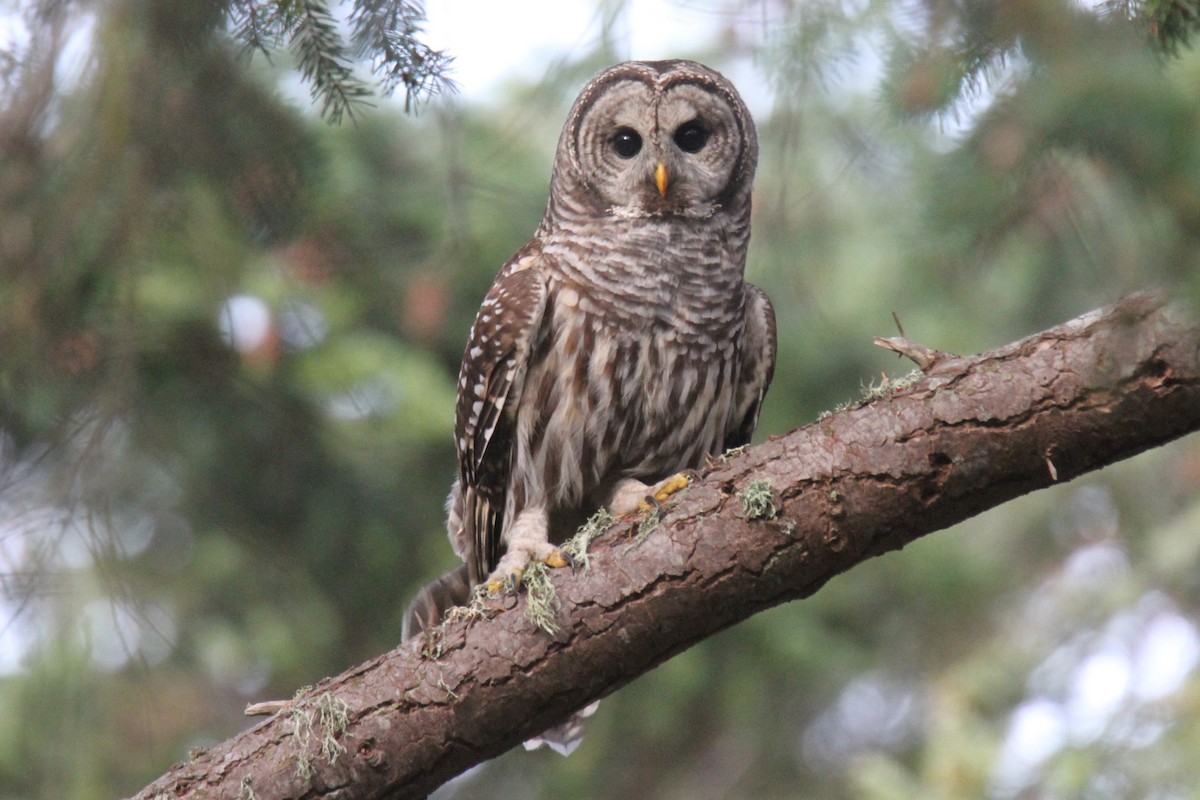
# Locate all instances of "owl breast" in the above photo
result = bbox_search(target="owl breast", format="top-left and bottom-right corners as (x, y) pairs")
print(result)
(509, 219), (746, 529)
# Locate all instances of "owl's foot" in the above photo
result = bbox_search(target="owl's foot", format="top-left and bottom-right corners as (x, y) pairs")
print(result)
(607, 472), (693, 517)
(640, 471), (693, 512)
(487, 507), (571, 592)
(485, 548), (571, 593)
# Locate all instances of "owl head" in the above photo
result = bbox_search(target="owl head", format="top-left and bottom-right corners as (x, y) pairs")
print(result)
(547, 60), (758, 222)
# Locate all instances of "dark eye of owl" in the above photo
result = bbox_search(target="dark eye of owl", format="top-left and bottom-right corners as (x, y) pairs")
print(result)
(673, 120), (710, 153)
(611, 127), (643, 159)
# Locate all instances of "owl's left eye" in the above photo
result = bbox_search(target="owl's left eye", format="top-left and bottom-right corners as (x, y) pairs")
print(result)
(673, 120), (710, 153)
(611, 127), (643, 158)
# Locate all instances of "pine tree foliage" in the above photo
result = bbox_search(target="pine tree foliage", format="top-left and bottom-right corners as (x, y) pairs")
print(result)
(769, 1), (1200, 122)
(1105, 0), (1200, 53)
(348, 0), (456, 110)
(226, 0), (455, 120)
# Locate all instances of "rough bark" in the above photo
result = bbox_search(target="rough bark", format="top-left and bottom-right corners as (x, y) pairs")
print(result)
(128, 293), (1200, 800)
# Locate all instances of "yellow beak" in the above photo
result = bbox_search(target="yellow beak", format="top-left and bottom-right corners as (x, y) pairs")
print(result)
(655, 162), (669, 197)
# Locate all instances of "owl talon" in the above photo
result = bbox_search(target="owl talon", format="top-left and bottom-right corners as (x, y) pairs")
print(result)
(487, 570), (522, 595)
(636, 494), (661, 514)
(635, 471), (692, 512)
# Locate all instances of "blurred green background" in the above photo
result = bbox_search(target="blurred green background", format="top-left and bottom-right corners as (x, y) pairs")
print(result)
(2, 1), (1200, 798)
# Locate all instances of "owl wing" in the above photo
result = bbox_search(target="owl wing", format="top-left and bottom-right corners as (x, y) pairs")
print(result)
(725, 283), (777, 449)
(455, 246), (549, 586)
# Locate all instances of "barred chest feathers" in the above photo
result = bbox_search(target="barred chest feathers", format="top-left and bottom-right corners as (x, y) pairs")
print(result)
(512, 224), (748, 519)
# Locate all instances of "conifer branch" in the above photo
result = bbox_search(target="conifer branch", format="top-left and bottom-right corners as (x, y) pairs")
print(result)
(126, 294), (1200, 800)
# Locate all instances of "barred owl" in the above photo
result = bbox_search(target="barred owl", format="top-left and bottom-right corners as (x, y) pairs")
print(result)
(403, 60), (776, 744)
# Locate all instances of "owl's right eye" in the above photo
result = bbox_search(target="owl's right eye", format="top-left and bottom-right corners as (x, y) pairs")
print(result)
(611, 128), (643, 159)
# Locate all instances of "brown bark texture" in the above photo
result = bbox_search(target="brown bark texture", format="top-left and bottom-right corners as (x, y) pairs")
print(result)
(129, 293), (1200, 800)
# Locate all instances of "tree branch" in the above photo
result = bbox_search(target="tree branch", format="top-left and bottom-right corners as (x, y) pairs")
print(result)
(127, 293), (1200, 800)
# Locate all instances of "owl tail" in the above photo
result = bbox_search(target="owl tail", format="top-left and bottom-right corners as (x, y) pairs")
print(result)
(402, 563), (473, 641)
(523, 701), (601, 756)
(402, 564), (598, 757)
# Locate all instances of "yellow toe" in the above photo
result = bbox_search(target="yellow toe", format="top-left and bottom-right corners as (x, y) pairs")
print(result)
(636, 472), (692, 511)
(653, 472), (692, 503)
(486, 568), (523, 593)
